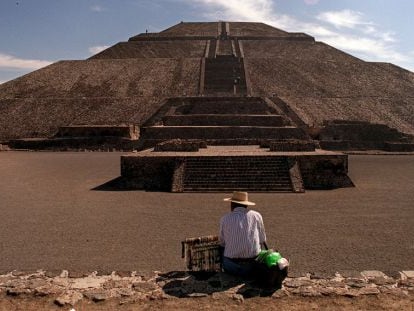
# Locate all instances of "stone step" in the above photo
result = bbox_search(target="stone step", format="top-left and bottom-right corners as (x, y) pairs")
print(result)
(184, 166), (290, 171)
(184, 182), (291, 186)
(183, 183), (292, 187)
(166, 97), (272, 115)
(184, 176), (290, 181)
(138, 138), (282, 149)
(184, 166), (289, 171)
(183, 187), (292, 192)
(141, 126), (308, 140)
(184, 174), (291, 179)
(204, 55), (246, 95)
(184, 158), (288, 164)
(204, 86), (234, 91)
(181, 155), (293, 192)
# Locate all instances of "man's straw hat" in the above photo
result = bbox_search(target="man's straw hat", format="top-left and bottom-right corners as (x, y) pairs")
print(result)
(223, 191), (256, 206)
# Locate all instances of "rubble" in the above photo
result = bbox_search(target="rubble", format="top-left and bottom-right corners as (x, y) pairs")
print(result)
(0, 270), (413, 307)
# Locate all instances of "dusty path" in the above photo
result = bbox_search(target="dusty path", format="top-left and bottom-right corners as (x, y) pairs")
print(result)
(0, 152), (413, 276)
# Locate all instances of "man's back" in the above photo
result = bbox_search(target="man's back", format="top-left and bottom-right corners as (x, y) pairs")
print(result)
(219, 207), (266, 258)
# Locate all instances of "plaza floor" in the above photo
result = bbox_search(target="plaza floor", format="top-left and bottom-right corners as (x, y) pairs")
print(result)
(0, 151), (413, 276)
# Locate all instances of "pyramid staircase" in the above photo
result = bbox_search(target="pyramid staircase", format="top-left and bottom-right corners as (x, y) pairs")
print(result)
(202, 22), (247, 96)
(180, 156), (293, 192)
(204, 56), (247, 95)
(133, 25), (311, 192)
(138, 97), (308, 149)
(134, 95), (311, 192)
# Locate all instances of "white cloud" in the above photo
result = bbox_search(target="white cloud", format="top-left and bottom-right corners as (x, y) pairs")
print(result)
(0, 53), (52, 70)
(317, 10), (372, 29)
(183, 0), (413, 69)
(193, 0), (275, 22)
(91, 5), (106, 12)
(88, 45), (110, 54)
(322, 35), (408, 63)
(304, 0), (319, 5)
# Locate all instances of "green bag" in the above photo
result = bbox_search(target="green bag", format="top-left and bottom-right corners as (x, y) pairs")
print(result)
(256, 250), (282, 268)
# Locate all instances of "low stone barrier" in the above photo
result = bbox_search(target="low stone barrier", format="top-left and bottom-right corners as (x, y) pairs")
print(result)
(8, 137), (138, 152)
(141, 126), (308, 140)
(55, 125), (139, 140)
(0, 144), (10, 151)
(154, 139), (207, 152)
(298, 154), (353, 189)
(318, 121), (414, 151)
(0, 270), (413, 307)
(267, 140), (316, 152)
(162, 115), (288, 126)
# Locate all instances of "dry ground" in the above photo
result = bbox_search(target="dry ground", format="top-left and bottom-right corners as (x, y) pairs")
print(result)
(0, 294), (413, 311)
(0, 152), (413, 276)
(1, 151), (414, 309)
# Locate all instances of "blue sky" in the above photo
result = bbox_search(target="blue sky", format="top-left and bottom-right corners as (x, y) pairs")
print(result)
(1, 0), (413, 84)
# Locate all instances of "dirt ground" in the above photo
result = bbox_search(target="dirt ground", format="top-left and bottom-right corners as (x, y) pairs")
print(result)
(1, 152), (414, 309)
(0, 294), (413, 311)
(0, 152), (413, 276)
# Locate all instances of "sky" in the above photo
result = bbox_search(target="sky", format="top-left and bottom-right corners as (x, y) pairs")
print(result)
(0, 0), (413, 84)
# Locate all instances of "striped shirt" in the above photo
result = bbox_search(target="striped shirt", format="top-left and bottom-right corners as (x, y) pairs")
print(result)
(219, 207), (266, 258)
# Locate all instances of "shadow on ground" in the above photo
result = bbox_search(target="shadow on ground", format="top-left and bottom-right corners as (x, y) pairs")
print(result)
(159, 271), (281, 299)
(92, 177), (169, 192)
(92, 177), (134, 191)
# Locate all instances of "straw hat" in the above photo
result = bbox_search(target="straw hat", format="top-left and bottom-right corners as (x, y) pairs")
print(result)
(223, 191), (256, 206)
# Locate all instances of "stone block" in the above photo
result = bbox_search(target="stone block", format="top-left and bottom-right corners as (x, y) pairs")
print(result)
(154, 139), (202, 152)
(401, 271), (414, 279)
(361, 270), (386, 279)
(358, 287), (380, 295)
(55, 290), (83, 306)
(269, 139), (316, 152)
(84, 289), (112, 302)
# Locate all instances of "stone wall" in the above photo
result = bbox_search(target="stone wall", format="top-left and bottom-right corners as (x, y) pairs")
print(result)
(2, 270), (413, 307)
(155, 22), (219, 36)
(297, 155), (353, 189)
(162, 115), (287, 126)
(269, 140), (316, 152)
(121, 156), (178, 191)
(384, 142), (414, 152)
(318, 121), (414, 151)
(121, 153), (352, 191)
(8, 137), (137, 151)
(91, 41), (208, 59)
(154, 139), (207, 152)
(55, 125), (139, 139)
(319, 121), (410, 142)
(169, 97), (275, 115)
(140, 126), (308, 141)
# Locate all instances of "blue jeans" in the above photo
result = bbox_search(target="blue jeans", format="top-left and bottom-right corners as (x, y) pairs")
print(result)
(222, 257), (256, 278)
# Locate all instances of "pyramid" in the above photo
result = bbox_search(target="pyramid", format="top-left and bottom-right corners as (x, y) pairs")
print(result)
(0, 21), (413, 144)
(1, 21), (414, 191)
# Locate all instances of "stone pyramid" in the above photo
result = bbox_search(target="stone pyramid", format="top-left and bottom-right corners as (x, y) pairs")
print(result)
(0, 21), (413, 148)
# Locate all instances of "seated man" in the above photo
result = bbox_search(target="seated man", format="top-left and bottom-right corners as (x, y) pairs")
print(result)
(219, 191), (267, 278)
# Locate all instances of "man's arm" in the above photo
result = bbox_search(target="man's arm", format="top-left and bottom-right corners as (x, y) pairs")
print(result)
(257, 213), (267, 249)
(219, 218), (225, 247)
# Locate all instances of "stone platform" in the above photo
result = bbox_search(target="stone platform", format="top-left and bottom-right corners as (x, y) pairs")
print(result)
(8, 125), (139, 151)
(121, 145), (353, 192)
